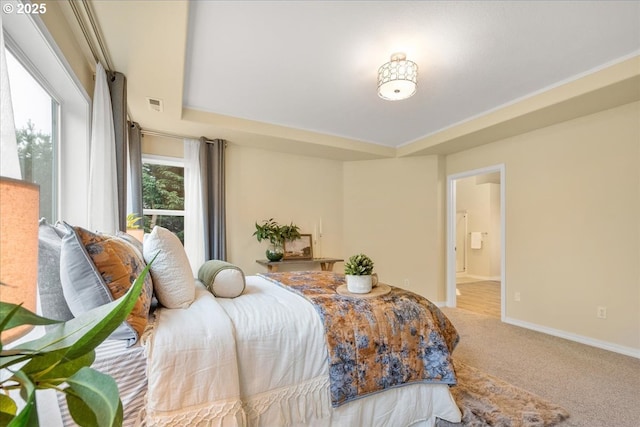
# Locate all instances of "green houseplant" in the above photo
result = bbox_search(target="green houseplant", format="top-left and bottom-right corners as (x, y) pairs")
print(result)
(126, 213), (142, 230)
(344, 253), (376, 294)
(253, 218), (301, 261)
(126, 213), (144, 242)
(0, 262), (152, 427)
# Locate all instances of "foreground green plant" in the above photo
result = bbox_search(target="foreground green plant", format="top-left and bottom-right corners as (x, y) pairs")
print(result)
(0, 261), (153, 427)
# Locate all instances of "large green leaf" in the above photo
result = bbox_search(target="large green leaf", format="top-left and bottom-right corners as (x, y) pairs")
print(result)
(65, 367), (123, 427)
(7, 370), (38, 427)
(65, 392), (98, 427)
(1, 347), (65, 373)
(20, 349), (95, 385)
(0, 411), (15, 426)
(0, 302), (61, 331)
(0, 393), (17, 418)
(0, 300), (56, 369)
(1, 258), (154, 427)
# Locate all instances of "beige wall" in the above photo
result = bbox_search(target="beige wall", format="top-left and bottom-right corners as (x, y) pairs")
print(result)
(140, 137), (345, 274)
(226, 145), (344, 274)
(141, 134), (184, 158)
(141, 103), (639, 354)
(343, 156), (446, 302)
(447, 101), (640, 351)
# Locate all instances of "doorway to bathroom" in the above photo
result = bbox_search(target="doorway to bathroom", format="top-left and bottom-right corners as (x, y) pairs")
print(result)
(447, 165), (505, 320)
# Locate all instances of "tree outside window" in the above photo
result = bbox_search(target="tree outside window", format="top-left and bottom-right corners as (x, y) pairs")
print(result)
(142, 160), (185, 243)
(7, 51), (57, 222)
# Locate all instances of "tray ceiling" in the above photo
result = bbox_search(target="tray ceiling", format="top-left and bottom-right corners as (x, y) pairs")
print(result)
(86, 1), (640, 158)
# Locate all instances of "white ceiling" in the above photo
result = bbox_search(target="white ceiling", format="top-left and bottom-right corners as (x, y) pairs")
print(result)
(85, 1), (640, 158)
(182, 1), (640, 147)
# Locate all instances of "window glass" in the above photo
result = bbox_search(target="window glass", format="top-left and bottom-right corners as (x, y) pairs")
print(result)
(6, 50), (58, 221)
(142, 160), (185, 243)
(4, 7), (92, 226)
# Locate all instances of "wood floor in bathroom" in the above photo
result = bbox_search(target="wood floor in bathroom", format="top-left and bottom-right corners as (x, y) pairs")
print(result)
(455, 280), (501, 318)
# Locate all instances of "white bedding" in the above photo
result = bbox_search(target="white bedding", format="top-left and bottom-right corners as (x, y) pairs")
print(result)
(144, 275), (461, 426)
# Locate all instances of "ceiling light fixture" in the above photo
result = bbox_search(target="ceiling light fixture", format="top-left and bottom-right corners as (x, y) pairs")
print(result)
(377, 52), (418, 101)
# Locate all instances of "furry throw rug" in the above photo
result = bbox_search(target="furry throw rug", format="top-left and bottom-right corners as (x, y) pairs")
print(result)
(437, 361), (570, 427)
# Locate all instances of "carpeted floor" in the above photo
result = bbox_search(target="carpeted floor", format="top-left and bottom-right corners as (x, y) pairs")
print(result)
(440, 307), (640, 427)
(436, 361), (569, 427)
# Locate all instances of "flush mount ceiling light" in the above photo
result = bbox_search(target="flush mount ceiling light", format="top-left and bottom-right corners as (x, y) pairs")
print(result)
(377, 52), (418, 101)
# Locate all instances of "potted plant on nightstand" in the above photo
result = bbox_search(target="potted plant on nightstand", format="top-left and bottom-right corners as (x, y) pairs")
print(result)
(253, 218), (301, 262)
(344, 253), (376, 294)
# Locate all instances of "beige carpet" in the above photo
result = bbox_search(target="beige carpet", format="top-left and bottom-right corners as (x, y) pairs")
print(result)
(436, 361), (570, 427)
(440, 307), (640, 427)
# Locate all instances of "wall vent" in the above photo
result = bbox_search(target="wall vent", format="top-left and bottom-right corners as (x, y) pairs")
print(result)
(146, 97), (164, 112)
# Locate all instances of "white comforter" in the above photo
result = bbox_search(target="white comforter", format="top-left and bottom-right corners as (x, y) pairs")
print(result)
(144, 275), (461, 426)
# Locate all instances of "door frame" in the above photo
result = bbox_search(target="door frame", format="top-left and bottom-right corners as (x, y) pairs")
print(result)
(446, 164), (506, 320)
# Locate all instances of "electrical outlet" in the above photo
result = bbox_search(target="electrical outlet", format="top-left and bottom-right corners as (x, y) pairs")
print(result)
(597, 306), (607, 319)
(404, 279), (410, 287)
(514, 292), (521, 302)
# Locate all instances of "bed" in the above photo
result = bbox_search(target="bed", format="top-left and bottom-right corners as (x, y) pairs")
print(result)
(39, 222), (461, 426)
(141, 274), (462, 427)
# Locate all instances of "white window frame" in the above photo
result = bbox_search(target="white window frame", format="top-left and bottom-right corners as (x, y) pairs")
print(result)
(3, 4), (91, 225)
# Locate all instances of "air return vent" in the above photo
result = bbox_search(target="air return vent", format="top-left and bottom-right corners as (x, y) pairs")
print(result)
(146, 97), (164, 112)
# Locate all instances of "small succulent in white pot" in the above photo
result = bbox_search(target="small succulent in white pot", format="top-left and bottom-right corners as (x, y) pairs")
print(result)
(344, 254), (375, 294)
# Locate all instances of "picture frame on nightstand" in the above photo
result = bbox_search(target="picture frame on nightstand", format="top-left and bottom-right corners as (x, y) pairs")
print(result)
(283, 234), (313, 260)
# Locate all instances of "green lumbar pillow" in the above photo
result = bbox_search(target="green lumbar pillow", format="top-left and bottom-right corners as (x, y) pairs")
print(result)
(198, 260), (246, 298)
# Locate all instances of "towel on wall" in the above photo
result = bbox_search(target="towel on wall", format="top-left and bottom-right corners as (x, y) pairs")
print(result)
(470, 232), (483, 249)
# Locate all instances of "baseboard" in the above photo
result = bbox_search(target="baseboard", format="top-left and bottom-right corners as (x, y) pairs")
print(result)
(434, 301), (447, 308)
(503, 316), (640, 359)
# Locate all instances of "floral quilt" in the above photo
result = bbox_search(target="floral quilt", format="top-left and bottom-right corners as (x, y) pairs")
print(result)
(259, 271), (459, 407)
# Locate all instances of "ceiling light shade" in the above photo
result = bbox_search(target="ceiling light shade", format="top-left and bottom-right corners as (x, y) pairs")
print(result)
(377, 52), (418, 101)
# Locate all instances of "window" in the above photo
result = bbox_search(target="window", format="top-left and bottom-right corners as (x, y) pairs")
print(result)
(3, 8), (91, 225)
(142, 156), (185, 243)
(6, 50), (58, 221)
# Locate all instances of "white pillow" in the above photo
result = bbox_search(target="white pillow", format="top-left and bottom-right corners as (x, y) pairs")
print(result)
(143, 226), (195, 309)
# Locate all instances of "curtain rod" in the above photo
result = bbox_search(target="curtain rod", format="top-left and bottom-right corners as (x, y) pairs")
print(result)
(141, 129), (218, 144)
(68, 0), (114, 72)
(82, 0), (114, 71)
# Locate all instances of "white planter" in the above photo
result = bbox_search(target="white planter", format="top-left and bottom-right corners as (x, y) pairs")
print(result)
(346, 274), (372, 294)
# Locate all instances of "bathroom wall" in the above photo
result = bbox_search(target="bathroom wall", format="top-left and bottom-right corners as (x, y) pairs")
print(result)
(456, 175), (501, 280)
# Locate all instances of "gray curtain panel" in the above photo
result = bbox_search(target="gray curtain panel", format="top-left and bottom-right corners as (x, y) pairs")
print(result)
(107, 71), (128, 231)
(128, 121), (143, 226)
(202, 137), (227, 261)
